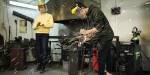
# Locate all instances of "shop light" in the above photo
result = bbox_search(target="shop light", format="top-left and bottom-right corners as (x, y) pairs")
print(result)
(145, 1), (150, 5)
(9, 1), (38, 9)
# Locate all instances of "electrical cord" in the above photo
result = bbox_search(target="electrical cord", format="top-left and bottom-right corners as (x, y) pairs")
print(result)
(0, 0), (7, 43)
(140, 36), (150, 64)
(141, 50), (150, 63)
(4, 0), (10, 41)
(140, 46), (150, 64)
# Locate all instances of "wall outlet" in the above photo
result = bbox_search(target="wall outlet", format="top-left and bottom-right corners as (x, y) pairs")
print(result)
(111, 7), (121, 15)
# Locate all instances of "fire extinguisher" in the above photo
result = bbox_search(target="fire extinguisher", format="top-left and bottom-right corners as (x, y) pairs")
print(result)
(92, 48), (100, 72)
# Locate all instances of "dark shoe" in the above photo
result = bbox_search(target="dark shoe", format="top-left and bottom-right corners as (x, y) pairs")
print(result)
(39, 68), (47, 74)
(39, 66), (50, 74)
(35, 65), (41, 72)
(39, 66), (46, 74)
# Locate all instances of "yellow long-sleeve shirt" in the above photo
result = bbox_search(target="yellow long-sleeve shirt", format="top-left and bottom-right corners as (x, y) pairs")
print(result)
(32, 13), (54, 33)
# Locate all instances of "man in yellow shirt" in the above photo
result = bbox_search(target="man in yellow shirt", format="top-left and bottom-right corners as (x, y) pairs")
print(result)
(32, 0), (54, 73)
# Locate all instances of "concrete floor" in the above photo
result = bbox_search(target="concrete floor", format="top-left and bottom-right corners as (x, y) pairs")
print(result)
(0, 63), (150, 75)
(0, 69), (67, 75)
(0, 69), (97, 75)
(0, 64), (97, 75)
(1, 67), (150, 75)
(0, 66), (67, 75)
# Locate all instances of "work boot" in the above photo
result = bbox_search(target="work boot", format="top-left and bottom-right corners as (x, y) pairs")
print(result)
(39, 66), (46, 74)
(35, 64), (41, 72)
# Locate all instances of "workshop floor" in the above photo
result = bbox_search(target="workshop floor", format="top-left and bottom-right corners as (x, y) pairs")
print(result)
(0, 63), (150, 75)
(0, 68), (97, 75)
(0, 63), (97, 75)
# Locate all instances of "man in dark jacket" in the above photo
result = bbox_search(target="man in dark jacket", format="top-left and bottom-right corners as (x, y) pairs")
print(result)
(71, 2), (114, 75)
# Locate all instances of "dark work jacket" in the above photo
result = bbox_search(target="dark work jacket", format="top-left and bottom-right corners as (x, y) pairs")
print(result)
(82, 5), (114, 43)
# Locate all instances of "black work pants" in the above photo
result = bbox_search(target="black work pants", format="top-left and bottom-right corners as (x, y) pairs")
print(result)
(36, 33), (49, 69)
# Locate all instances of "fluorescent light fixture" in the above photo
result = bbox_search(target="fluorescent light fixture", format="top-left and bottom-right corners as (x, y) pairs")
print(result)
(9, 1), (38, 9)
(145, 1), (150, 5)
